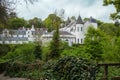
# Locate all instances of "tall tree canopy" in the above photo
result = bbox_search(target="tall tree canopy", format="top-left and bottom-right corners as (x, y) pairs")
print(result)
(44, 14), (62, 32)
(84, 26), (107, 61)
(8, 18), (26, 29)
(29, 17), (44, 28)
(0, 0), (37, 28)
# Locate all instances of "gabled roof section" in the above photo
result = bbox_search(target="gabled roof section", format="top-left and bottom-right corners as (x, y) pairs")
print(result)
(59, 31), (73, 35)
(76, 15), (84, 24)
(89, 16), (97, 23)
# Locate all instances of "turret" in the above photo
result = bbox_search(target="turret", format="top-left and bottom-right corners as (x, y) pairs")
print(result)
(76, 15), (84, 24)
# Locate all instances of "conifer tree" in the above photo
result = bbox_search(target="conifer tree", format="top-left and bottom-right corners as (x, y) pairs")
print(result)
(49, 22), (60, 59)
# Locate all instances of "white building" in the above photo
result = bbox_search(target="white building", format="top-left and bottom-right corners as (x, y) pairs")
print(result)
(0, 25), (47, 44)
(41, 16), (97, 46)
(0, 16), (97, 46)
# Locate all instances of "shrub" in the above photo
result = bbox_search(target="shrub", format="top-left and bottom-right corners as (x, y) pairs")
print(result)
(42, 56), (99, 80)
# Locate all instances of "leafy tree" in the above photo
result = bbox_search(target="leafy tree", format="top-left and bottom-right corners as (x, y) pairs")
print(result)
(8, 18), (26, 29)
(99, 22), (120, 37)
(102, 36), (120, 62)
(44, 14), (62, 32)
(84, 26), (107, 61)
(111, 37), (120, 62)
(29, 17), (44, 28)
(99, 23), (116, 36)
(71, 16), (76, 21)
(0, 0), (37, 28)
(0, 0), (11, 28)
(103, 0), (120, 19)
(33, 44), (42, 60)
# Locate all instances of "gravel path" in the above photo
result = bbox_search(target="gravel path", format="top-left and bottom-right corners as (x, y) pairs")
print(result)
(0, 73), (30, 80)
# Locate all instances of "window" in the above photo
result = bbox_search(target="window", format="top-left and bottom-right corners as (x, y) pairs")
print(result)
(81, 27), (82, 31)
(77, 27), (79, 32)
(78, 39), (79, 43)
(81, 39), (83, 44)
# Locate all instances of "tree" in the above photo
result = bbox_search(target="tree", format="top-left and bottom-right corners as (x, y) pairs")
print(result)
(48, 22), (60, 59)
(9, 12), (17, 19)
(29, 17), (43, 28)
(0, 0), (37, 28)
(44, 14), (62, 32)
(99, 23), (116, 36)
(0, 0), (10, 27)
(103, 0), (120, 19)
(8, 18), (26, 29)
(71, 16), (76, 21)
(84, 26), (107, 61)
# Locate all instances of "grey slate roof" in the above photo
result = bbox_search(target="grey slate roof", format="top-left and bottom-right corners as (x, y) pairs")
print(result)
(89, 17), (97, 23)
(0, 36), (28, 41)
(9, 30), (26, 35)
(48, 31), (74, 36)
(76, 15), (84, 24)
(59, 31), (73, 35)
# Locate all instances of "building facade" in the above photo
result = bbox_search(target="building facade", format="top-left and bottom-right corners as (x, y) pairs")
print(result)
(41, 16), (97, 46)
(0, 25), (47, 44)
(0, 16), (97, 46)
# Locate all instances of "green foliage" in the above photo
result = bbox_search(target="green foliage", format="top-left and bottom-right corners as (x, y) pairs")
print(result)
(61, 45), (92, 59)
(111, 37), (120, 62)
(42, 45), (50, 61)
(8, 18), (26, 29)
(1, 44), (35, 64)
(0, 44), (11, 57)
(48, 26), (60, 60)
(0, 1), (8, 25)
(33, 44), (42, 60)
(42, 56), (99, 80)
(99, 23), (116, 36)
(29, 17), (44, 28)
(1, 61), (43, 80)
(70, 16), (76, 20)
(103, 0), (120, 19)
(96, 20), (104, 26)
(84, 27), (107, 61)
(44, 14), (62, 32)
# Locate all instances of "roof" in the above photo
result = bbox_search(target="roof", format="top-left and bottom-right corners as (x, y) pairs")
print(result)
(59, 31), (73, 35)
(76, 15), (84, 24)
(9, 30), (26, 35)
(0, 37), (28, 41)
(50, 30), (73, 36)
(89, 17), (97, 23)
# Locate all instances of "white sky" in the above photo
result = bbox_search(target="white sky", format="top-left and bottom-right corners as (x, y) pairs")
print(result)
(16, 0), (116, 22)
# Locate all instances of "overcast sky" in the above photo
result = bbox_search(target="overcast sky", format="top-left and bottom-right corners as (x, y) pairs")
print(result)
(16, 0), (116, 22)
